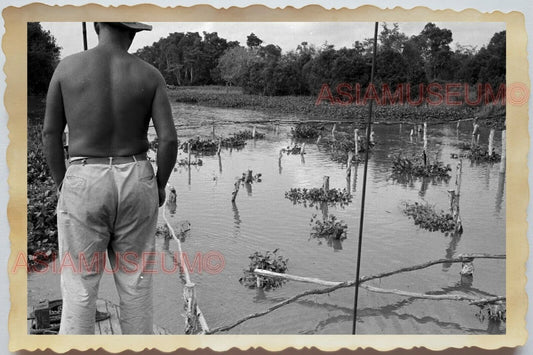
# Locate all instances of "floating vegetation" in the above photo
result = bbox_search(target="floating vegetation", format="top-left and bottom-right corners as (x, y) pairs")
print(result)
(475, 302), (506, 323)
(456, 142), (472, 151)
(392, 155), (451, 178)
(467, 145), (501, 163)
(309, 214), (348, 243)
(291, 123), (322, 139)
(402, 201), (457, 234)
(180, 137), (219, 153)
(285, 187), (352, 207)
(281, 145), (304, 155)
(155, 225), (170, 239)
(233, 129), (265, 140)
(239, 249), (289, 290)
(238, 171), (262, 183)
(176, 158), (203, 166)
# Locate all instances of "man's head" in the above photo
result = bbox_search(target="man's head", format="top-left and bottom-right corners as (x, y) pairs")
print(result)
(94, 22), (152, 48)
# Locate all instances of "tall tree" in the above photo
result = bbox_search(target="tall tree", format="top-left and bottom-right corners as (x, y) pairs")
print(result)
(246, 33), (263, 48)
(27, 22), (61, 95)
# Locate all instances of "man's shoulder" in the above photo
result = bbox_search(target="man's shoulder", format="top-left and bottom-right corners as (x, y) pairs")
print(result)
(130, 55), (164, 80)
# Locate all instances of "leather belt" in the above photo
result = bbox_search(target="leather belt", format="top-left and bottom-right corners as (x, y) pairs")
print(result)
(69, 153), (148, 165)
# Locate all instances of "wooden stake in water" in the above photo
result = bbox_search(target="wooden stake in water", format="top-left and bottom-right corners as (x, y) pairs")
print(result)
(500, 130), (506, 173)
(423, 122), (428, 166)
(322, 176), (330, 193)
(316, 135), (322, 145)
(488, 129), (495, 157)
(231, 180), (240, 202)
(187, 142), (191, 167)
(252, 126), (256, 139)
(332, 123), (337, 138)
(354, 129), (359, 155)
(300, 143), (306, 155)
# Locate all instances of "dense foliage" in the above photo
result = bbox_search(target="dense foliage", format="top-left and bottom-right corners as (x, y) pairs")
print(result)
(28, 117), (58, 267)
(309, 214), (348, 243)
(28, 23), (61, 95)
(285, 187), (352, 207)
(402, 201), (457, 234)
(137, 23), (505, 103)
(392, 155), (451, 178)
(239, 249), (289, 290)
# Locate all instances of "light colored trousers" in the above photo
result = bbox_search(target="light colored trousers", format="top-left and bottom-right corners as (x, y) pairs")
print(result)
(57, 160), (158, 334)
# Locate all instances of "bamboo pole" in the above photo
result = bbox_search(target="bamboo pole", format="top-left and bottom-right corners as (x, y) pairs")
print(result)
(82, 22), (88, 51)
(162, 207), (209, 334)
(352, 21), (378, 335)
(500, 130), (506, 173)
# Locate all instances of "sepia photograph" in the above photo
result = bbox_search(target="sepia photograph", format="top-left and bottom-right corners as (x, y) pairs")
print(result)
(24, 19), (508, 337)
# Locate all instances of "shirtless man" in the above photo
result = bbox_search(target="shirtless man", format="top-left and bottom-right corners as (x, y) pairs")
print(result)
(43, 22), (177, 334)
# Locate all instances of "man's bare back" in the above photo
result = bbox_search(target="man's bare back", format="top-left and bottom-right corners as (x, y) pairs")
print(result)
(44, 22), (177, 205)
(54, 46), (161, 157)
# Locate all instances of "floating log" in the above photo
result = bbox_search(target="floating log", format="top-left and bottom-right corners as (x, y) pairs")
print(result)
(500, 130), (506, 173)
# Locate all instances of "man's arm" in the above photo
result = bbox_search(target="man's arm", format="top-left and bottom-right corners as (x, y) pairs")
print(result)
(42, 66), (67, 189)
(151, 72), (178, 206)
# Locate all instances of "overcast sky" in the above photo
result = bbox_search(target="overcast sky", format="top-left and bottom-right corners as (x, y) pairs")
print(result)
(41, 22), (506, 59)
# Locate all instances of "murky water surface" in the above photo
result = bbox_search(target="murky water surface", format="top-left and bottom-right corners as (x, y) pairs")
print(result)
(29, 102), (505, 334)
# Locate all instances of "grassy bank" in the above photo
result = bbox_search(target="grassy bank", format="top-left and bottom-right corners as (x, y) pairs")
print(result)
(168, 86), (505, 129)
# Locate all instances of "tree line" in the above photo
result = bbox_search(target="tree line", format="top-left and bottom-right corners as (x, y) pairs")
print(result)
(28, 22), (505, 99)
(136, 23), (505, 99)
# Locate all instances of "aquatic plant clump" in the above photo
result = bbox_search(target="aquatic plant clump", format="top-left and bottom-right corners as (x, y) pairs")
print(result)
(233, 129), (265, 140)
(310, 214), (348, 242)
(239, 249), (289, 290)
(291, 123), (321, 139)
(285, 187), (352, 207)
(467, 145), (501, 163)
(402, 201), (456, 233)
(392, 155), (451, 178)
(475, 302), (506, 323)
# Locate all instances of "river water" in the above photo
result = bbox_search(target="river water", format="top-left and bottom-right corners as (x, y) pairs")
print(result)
(28, 102), (506, 335)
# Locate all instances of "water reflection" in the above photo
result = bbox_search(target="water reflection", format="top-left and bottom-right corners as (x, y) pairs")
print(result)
(232, 201), (241, 238)
(495, 172), (505, 214)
